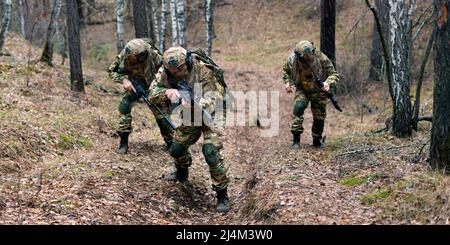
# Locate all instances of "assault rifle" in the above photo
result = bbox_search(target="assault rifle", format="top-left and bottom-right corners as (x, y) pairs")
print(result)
(177, 80), (214, 125)
(129, 78), (176, 130)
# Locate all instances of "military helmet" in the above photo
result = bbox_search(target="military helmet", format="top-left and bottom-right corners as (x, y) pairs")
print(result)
(123, 39), (150, 66)
(163, 46), (189, 70)
(295, 40), (316, 56)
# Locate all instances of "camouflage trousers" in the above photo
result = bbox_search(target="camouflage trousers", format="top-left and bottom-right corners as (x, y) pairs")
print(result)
(291, 89), (327, 138)
(117, 91), (174, 145)
(168, 120), (229, 191)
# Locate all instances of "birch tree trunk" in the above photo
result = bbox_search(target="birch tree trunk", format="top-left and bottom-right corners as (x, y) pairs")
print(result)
(132, 0), (149, 38)
(369, 0), (390, 81)
(389, 0), (415, 138)
(17, 0), (25, 37)
(151, 0), (159, 47)
(176, 0), (186, 47)
(169, 0), (178, 46)
(0, 0), (12, 53)
(146, 0), (156, 45)
(66, 0), (84, 92)
(320, 0), (336, 65)
(160, 0), (167, 52)
(40, 0), (62, 66)
(116, 0), (125, 53)
(430, 0), (450, 171)
(205, 0), (213, 56)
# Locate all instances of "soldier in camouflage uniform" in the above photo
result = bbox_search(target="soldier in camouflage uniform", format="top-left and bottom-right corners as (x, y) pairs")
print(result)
(108, 38), (174, 154)
(283, 40), (339, 149)
(148, 46), (230, 213)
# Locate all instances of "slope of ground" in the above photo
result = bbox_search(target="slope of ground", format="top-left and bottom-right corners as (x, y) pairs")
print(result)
(0, 0), (448, 224)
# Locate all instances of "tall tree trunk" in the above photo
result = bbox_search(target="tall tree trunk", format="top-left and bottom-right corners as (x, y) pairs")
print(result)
(205, 0), (213, 56)
(151, 0), (159, 47)
(430, 0), (450, 171)
(66, 0), (84, 92)
(132, 0), (148, 38)
(369, 0), (390, 81)
(169, 0), (178, 46)
(0, 0), (12, 53)
(17, 0), (25, 37)
(320, 0), (336, 65)
(412, 29), (435, 131)
(389, 0), (415, 138)
(176, 0), (186, 47)
(116, 0), (125, 53)
(160, 0), (167, 52)
(146, 0), (156, 45)
(40, 0), (62, 66)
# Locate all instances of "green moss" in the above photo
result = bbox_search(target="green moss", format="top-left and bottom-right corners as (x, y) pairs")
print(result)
(339, 175), (367, 186)
(58, 133), (75, 150)
(104, 170), (115, 178)
(361, 189), (391, 205)
(339, 173), (380, 187)
(0, 111), (6, 119)
(77, 136), (93, 148)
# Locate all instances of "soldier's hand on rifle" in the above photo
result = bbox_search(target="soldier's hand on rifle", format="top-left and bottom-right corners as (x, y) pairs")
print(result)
(123, 79), (136, 93)
(322, 82), (330, 92)
(285, 83), (294, 93)
(165, 89), (181, 102)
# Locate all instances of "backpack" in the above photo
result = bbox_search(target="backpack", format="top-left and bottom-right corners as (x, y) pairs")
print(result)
(189, 47), (234, 108)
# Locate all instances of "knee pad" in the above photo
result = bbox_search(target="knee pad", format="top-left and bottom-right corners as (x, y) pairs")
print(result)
(118, 100), (132, 114)
(293, 101), (307, 117)
(169, 142), (187, 158)
(202, 143), (220, 166)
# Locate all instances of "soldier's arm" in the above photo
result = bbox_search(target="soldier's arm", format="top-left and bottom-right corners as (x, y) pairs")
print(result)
(320, 53), (340, 87)
(198, 65), (224, 110)
(107, 49), (126, 83)
(148, 67), (170, 104)
(282, 53), (295, 85)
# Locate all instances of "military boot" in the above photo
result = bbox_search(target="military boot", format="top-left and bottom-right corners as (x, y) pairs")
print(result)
(292, 133), (301, 149)
(215, 188), (230, 213)
(163, 167), (189, 182)
(313, 136), (325, 148)
(117, 132), (130, 154)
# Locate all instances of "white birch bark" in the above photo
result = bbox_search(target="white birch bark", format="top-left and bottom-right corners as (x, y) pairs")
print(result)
(388, 0), (415, 137)
(176, 0), (186, 47)
(205, 0), (213, 56)
(160, 0), (167, 52)
(40, 0), (62, 65)
(0, 0), (12, 53)
(151, 0), (159, 47)
(116, 0), (125, 53)
(17, 0), (25, 37)
(169, 0), (178, 46)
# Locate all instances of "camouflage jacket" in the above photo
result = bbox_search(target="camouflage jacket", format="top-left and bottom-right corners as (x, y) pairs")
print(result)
(107, 39), (163, 88)
(149, 59), (225, 111)
(282, 51), (339, 93)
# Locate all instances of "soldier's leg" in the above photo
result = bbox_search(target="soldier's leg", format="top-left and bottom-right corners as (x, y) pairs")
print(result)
(117, 92), (140, 154)
(203, 123), (230, 212)
(291, 91), (309, 148)
(165, 126), (202, 181)
(310, 94), (327, 147)
(149, 98), (174, 149)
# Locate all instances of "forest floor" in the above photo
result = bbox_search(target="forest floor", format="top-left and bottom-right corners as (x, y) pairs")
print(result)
(1, 1), (449, 225)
